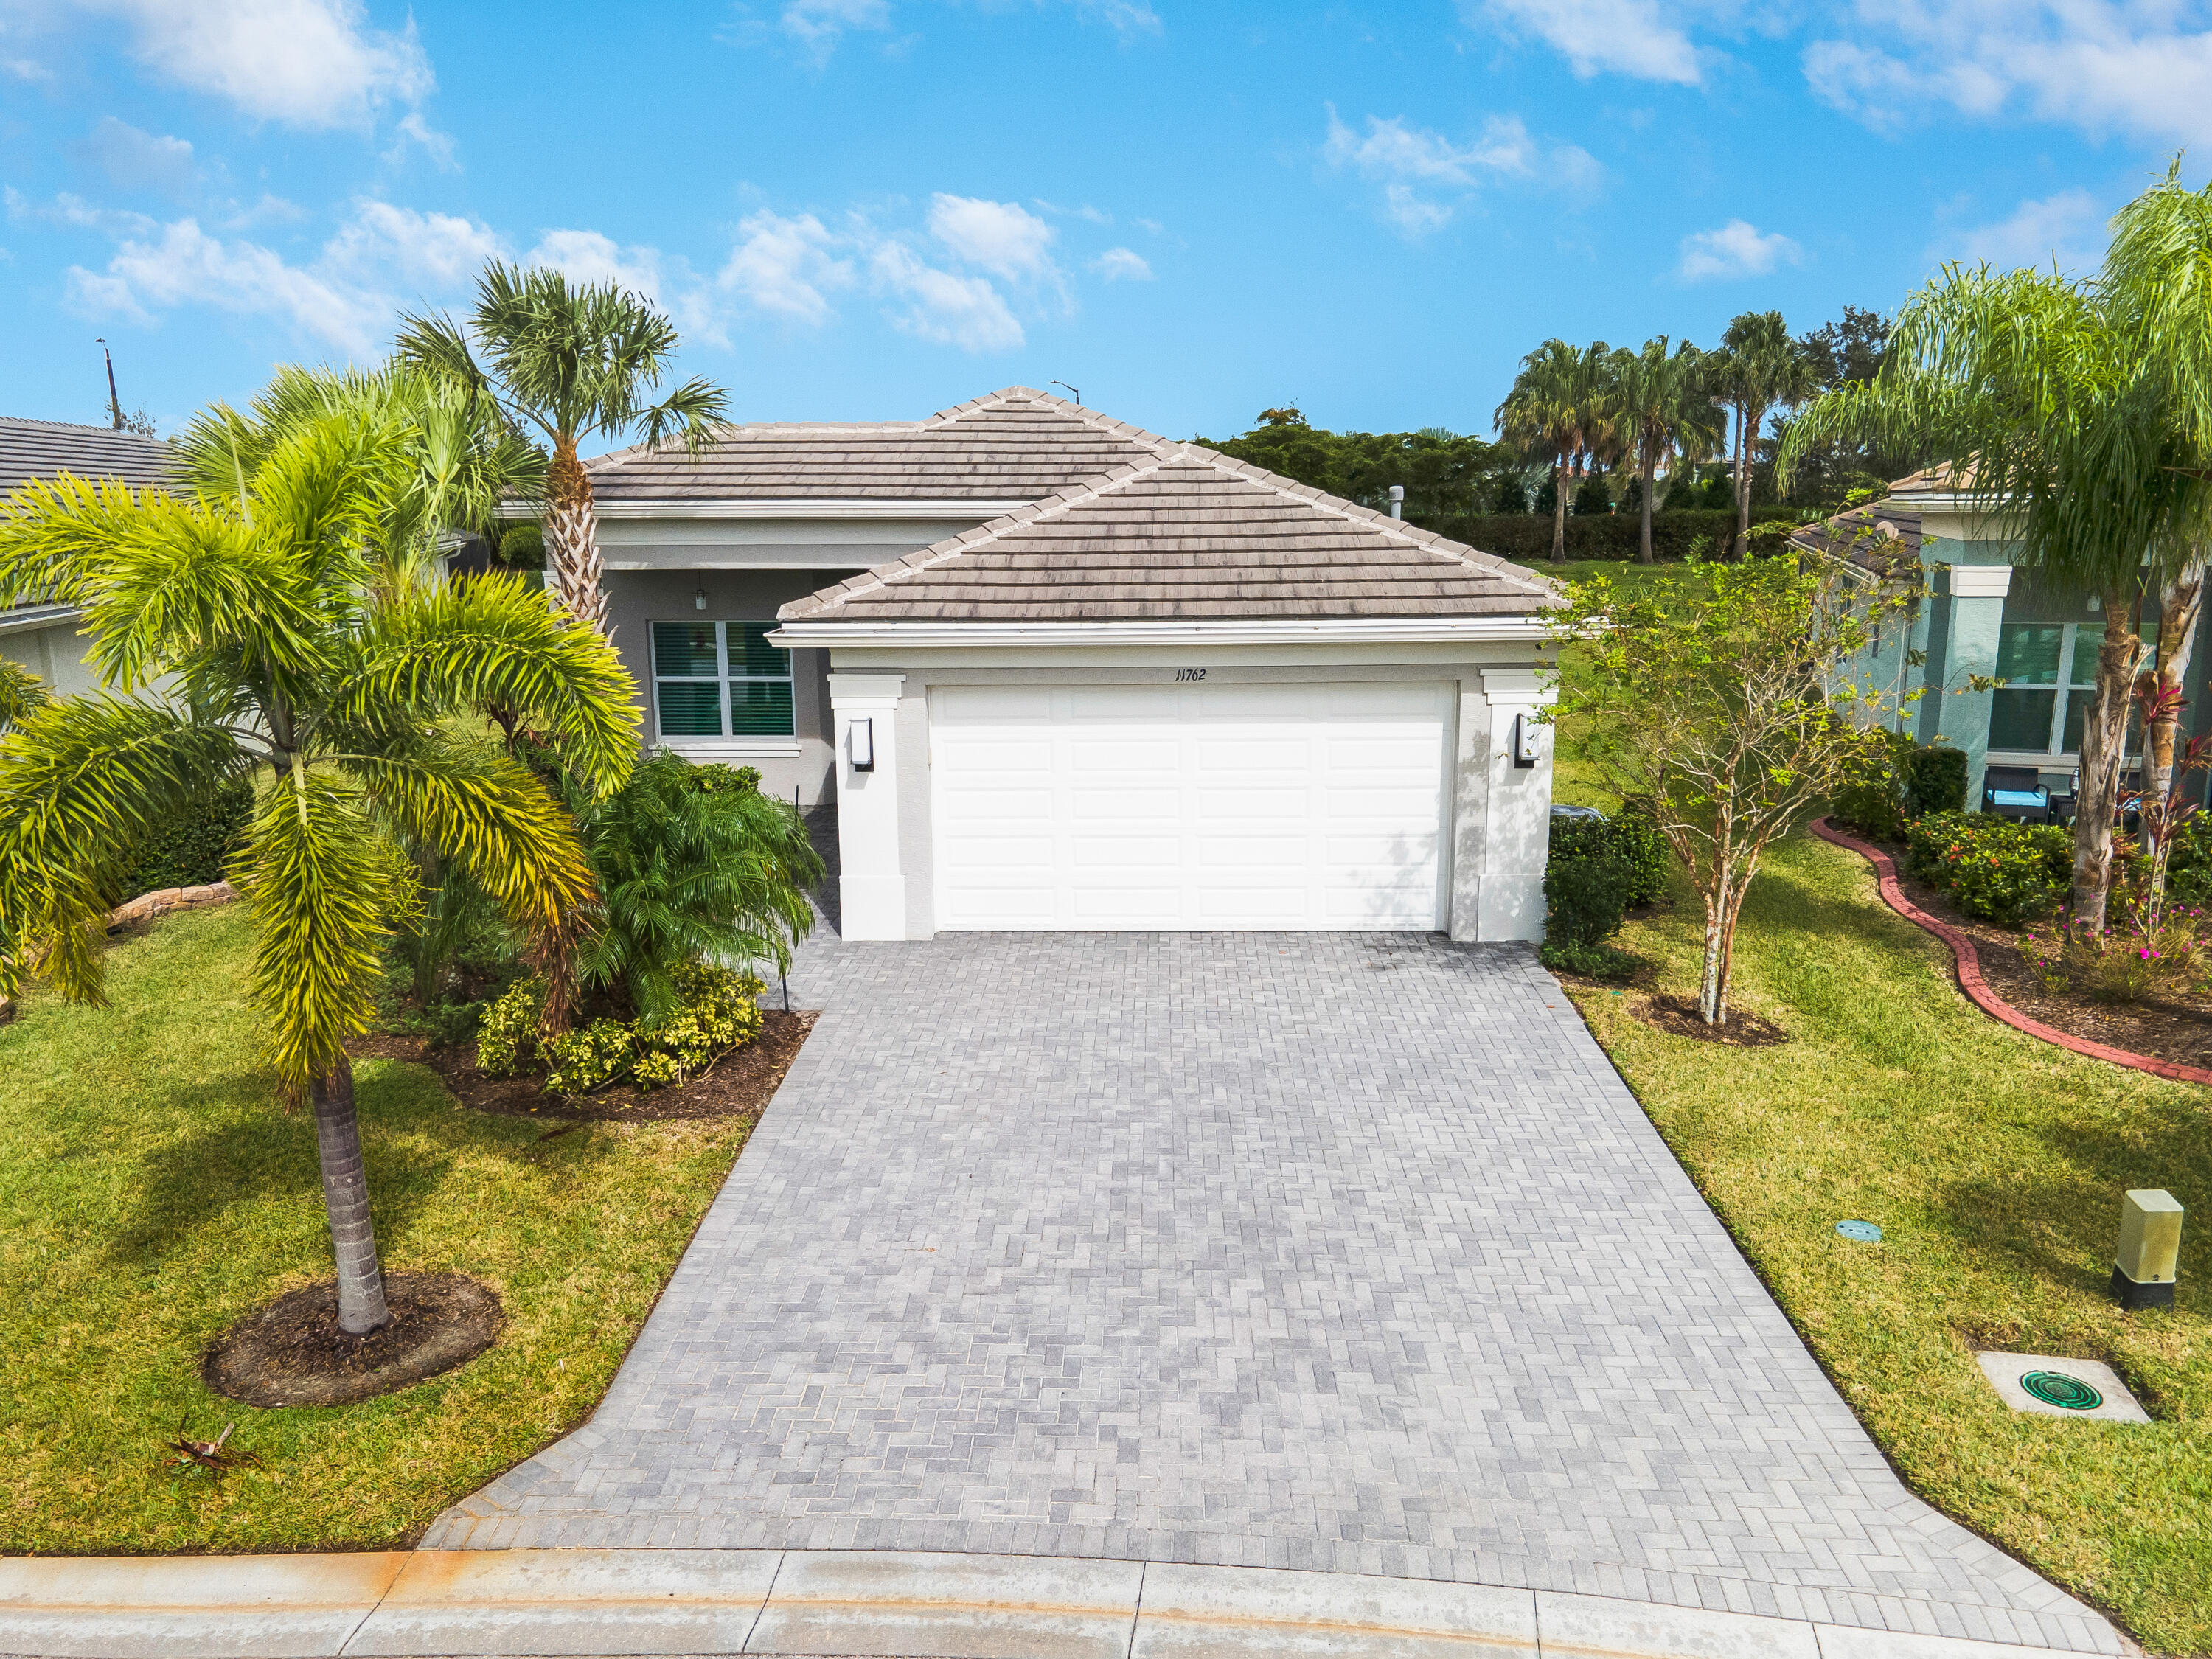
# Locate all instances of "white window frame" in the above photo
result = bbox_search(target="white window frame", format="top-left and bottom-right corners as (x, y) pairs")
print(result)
(649, 620), (799, 755)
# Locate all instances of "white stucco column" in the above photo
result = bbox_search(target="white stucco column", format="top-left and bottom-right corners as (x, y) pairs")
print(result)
(827, 673), (908, 940)
(1475, 667), (1557, 943)
(1944, 562), (2014, 809)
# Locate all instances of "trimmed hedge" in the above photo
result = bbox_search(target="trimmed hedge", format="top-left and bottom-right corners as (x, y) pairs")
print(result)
(1902, 811), (2071, 924)
(1450, 508), (1800, 564)
(118, 779), (254, 898)
(1547, 810), (1671, 910)
(1834, 735), (1968, 842)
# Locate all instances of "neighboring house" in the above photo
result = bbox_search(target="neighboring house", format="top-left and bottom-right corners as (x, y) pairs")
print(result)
(585, 386), (1562, 942)
(0, 417), (172, 697)
(1792, 470), (2212, 808)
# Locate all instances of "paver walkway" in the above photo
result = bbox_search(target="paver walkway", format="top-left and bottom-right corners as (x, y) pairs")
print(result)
(427, 933), (2123, 1655)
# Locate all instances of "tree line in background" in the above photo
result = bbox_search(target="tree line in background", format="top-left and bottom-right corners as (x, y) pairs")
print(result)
(1200, 304), (1921, 565)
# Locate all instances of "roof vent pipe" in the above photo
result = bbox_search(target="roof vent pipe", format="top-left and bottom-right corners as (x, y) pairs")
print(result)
(1388, 484), (1405, 521)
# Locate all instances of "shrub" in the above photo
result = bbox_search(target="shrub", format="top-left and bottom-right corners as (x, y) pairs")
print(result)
(1539, 939), (1641, 981)
(2163, 815), (2212, 911)
(1545, 852), (1631, 947)
(1548, 810), (1670, 910)
(1903, 812), (2071, 923)
(542, 1018), (636, 1096)
(1460, 507), (1799, 564)
(474, 961), (768, 1096)
(476, 975), (546, 1077)
(1832, 730), (1913, 841)
(118, 779), (254, 897)
(562, 750), (822, 1020)
(2022, 911), (2207, 1004)
(1901, 744), (1967, 818)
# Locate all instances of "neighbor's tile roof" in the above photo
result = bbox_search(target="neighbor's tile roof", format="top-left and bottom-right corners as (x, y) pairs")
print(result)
(1887, 459), (1975, 495)
(587, 386), (1161, 502)
(1790, 498), (1922, 580)
(0, 417), (172, 497)
(779, 447), (1560, 622)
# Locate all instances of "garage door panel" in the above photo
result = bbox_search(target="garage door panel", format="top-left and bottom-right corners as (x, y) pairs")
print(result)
(933, 681), (1449, 932)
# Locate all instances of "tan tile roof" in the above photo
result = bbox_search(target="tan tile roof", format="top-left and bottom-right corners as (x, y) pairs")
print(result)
(587, 386), (1161, 502)
(779, 447), (1560, 623)
(0, 417), (171, 496)
(1789, 500), (1922, 580)
(1887, 459), (1975, 495)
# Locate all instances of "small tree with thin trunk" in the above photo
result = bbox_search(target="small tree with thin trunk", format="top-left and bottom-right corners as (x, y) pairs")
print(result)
(1548, 558), (1910, 1025)
(397, 264), (729, 641)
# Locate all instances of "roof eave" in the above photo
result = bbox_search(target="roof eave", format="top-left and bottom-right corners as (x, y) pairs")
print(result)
(768, 616), (1555, 648)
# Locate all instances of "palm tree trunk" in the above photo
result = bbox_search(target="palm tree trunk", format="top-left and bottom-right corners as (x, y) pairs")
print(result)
(2149, 565), (2204, 804)
(1549, 459), (1568, 564)
(1638, 452), (1657, 565)
(544, 434), (613, 641)
(1733, 402), (1753, 561)
(2071, 591), (2146, 932)
(312, 1058), (392, 1335)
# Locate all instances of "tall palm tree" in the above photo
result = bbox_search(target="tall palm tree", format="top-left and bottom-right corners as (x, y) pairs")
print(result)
(397, 263), (729, 639)
(1714, 312), (1817, 558)
(0, 403), (639, 1335)
(1783, 254), (2212, 930)
(1611, 337), (1722, 566)
(1495, 339), (1613, 566)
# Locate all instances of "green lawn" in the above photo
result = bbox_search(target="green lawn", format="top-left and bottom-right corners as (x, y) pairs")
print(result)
(1537, 563), (2212, 1655)
(0, 903), (754, 1553)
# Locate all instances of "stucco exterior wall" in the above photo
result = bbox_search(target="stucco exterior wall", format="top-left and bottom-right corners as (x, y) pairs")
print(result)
(602, 568), (862, 806)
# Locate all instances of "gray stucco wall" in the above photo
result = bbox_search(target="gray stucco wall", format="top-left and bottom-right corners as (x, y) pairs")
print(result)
(0, 614), (100, 698)
(603, 568), (861, 807)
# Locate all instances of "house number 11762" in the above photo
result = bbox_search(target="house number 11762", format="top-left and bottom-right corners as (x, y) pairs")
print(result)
(1175, 667), (1208, 681)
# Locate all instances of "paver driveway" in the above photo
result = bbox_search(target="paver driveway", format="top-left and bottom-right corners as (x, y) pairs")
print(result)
(429, 933), (2121, 1654)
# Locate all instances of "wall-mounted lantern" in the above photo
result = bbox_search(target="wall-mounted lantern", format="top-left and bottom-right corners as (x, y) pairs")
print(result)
(694, 585), (708, 611)
(849, 717), (874, 773)
(1512, 711), (1539, 769)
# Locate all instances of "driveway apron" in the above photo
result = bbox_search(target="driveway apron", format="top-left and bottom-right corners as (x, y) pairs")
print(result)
(428, 933), (2120, 1654)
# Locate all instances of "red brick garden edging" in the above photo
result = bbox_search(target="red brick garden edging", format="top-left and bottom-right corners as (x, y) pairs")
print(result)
(1809, 816), (2212, 1087)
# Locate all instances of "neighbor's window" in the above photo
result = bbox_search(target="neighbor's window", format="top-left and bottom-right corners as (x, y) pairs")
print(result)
(650, 621), (793, 740)
(1989, 621), (2146, 755)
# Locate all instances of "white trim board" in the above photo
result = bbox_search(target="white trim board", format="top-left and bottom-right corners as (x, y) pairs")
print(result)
(774, 617), (1554, 648)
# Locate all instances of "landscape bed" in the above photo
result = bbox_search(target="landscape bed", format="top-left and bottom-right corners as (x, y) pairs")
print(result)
(0, 903), (779, 1554)
(1526, 560), (2212, 1656)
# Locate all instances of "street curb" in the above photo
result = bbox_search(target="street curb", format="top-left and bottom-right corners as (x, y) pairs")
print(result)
(1810, 817), (2212, 1088)
(0, 1547), (2135, 1659)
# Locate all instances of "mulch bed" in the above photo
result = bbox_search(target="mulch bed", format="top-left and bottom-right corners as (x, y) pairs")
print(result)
(204, 1271), (503, 1408)
(350, 1009), (818, 1123)
(1885, 864), (2212, 1071)
(1633, 992), (1790, 1046)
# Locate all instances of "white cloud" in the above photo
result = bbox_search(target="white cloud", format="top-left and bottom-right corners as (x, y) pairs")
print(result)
(720, 0), (893, 63)
(1322, 106), (1592, 235)
(97, 0), (434, 130)
(719, 209), (855, 324)
(1806, 1), (2212, 147)
(327, 200), (505, 285)
(1466, 0), (1700, 84)
(7, 187), (156, 236)
(869, 240), (1024, 351)
(927, 193), (1059, 282)
(1677, 218), (1804, 281)
(1944, 188), (2108, 274)
(390, 111), (458, 171)
(523, 228), (666, 299)
(67, 217), (383, 349)
(1090, 246), (1152, 280)
(72, 116), (193, 197)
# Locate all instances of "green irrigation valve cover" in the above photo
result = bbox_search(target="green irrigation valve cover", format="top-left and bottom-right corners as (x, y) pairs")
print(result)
(2020, 1370), (2104, 1411)
(1836, 1220), (1882, 1242)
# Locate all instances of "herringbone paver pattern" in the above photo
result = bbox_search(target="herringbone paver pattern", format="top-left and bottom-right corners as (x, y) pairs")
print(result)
(428, 934), (2121, 1654)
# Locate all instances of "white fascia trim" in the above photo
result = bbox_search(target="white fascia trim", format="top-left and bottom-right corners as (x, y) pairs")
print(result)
(770, 616), (1552, 648)
(501, 499), (1030, 521)
(0, 603), (82, 637)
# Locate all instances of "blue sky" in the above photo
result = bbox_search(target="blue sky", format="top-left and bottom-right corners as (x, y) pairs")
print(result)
(1, 1), (2204, 447)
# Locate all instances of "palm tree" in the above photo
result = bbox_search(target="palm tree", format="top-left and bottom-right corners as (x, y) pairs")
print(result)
(1713, 312), (1817, 557)
(1495, 340), (1613, 565)
(1611, 337), (1722, 566)
(0, 403), (639, 1335)
(1783, 255), (2212, 931)
(396, 264), (728, 640)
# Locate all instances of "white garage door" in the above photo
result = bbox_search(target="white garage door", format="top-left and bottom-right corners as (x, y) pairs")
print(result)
(931, 680), (1453, 931)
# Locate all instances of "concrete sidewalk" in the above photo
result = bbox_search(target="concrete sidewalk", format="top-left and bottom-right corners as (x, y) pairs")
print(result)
(0, 1548), (2140, 1659)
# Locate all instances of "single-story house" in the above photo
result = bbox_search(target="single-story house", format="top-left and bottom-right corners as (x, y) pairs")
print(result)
(1792, 469), (2212, 810)
(582, 386), (1562, 942)
(0, 417), (172, 696)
